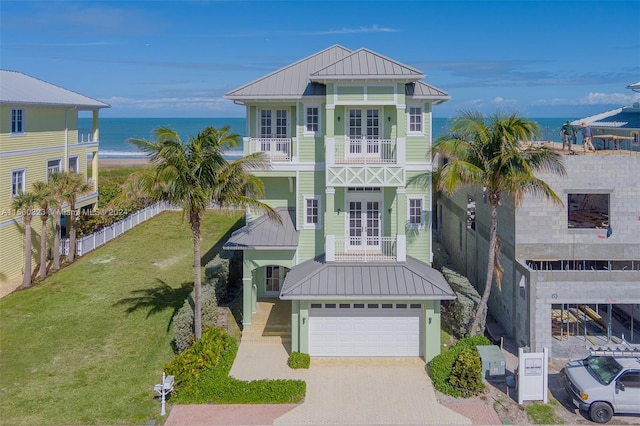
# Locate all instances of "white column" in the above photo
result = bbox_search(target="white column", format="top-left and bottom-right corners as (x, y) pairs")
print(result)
(326, 235), (335, 261)
(396, 234), (406, 262)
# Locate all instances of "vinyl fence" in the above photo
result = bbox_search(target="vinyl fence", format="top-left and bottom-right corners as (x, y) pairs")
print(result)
(60, 202), (174, 256)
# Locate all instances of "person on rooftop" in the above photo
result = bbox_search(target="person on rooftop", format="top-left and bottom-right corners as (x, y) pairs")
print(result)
(581, 122), (595, 152)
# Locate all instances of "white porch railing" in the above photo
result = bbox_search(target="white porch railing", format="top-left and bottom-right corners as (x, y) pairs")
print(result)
(248, 138), (292, 161)
(327, 235), (405, 262)
(335, 138), (396, 164)
(78, 129), (98, 143)
(60, 201), (173, 256)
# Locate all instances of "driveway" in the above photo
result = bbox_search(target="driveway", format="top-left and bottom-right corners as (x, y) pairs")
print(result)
(229, 343), (472, 425)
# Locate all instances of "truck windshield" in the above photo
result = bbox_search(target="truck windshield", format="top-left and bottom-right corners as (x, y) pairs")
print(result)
(585, 356), (622, 385)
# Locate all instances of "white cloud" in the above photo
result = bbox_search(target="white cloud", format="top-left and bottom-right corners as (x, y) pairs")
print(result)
(535, 91), (640, 106)
(307, 24), (398, 35)
(104, 96), (236, 114)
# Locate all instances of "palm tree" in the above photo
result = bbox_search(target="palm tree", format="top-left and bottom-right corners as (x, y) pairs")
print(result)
(432, 110), (566, 335)
(129, 125), (279, 339)
(48, 172), (66, 270)
(12, 192), (42, 288)
(59, 172), (91, 263)
(32, 181), (54, 279)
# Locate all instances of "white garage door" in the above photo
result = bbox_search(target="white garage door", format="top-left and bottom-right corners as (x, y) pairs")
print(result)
(308, 303), (423, 357)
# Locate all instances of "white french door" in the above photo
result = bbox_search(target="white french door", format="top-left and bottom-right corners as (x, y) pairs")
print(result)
(347, 196), (381, 250)
(348, 109), (381, 159)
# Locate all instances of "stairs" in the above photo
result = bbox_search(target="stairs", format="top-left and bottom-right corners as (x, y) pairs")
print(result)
(241, 299), (292, 344)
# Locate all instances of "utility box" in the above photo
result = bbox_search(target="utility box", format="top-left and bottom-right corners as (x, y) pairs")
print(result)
(477, 345), (506, 382)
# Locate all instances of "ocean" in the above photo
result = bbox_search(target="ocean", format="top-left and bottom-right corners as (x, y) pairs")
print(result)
(81, 117), (575, 158)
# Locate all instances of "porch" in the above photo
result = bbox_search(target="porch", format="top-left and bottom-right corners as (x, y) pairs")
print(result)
(241, 298), (292, 345)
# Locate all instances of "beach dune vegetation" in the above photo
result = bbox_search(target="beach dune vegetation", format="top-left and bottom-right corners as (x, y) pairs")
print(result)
(128, 125), (280, 340)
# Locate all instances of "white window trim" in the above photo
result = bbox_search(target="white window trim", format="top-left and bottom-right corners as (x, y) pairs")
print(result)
(47, 158), (62, 181)
(257, 107), (290, 138)
(407, 104), (424, 136)
(303, 195), (322, 230)
(303, 104), (321, 137)
(11, 168), (26, 197)
(407, 196), (425, 229)
(11, 109), (25, 135)
(68, 156), (79, 173)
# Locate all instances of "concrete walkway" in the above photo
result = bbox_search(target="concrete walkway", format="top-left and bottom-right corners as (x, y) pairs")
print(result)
(230, 343), (472, 425)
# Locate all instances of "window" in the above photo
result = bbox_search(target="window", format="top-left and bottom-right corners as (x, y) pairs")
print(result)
(408, 197), (424, 228)
(310, 303), (322, 309)
(68, 156), (78, 173)
(467, 197), (476, 231)
(408, 107), (422, 133)
(260, 110), (272, 138)
(325, 303), (336, 308)
(339, 303), (350, 309)
(367, 303), (379, 309)
(410, 304), (421, 309)
(305, 106), (319, 134)
(618, 371), (640, 389)
(354, 303), (364, 308)
(381, 304), (393, 309)
(47, 159), (61, 179)
(11, 169), (25, 196)
(568, 193), (610, 229)
(259, 109), (287, 138)
(396, 304), (407, 308)
(303, 196), (321, 229)
(11, 109), (24, 134)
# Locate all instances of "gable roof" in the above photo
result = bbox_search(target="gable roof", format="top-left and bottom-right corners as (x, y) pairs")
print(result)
(225, 45), (448, 101)
(406, 81), (450, 102)
(280, 255), (455, 300)
(0, 70), (110, 109)
(223, 207), (298, 250)
(571, 104), (640, 130)
(309, 48), (424, 81)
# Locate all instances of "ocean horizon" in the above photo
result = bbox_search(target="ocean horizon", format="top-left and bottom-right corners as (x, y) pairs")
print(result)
(81, 117), (576, 159)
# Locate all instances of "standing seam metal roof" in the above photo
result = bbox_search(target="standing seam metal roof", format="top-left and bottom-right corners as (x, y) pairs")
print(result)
(0, 70), (110, 109)
(223, 207), (298, 250)
(224, 45), (449, 100)
(279, 255), (455, 300)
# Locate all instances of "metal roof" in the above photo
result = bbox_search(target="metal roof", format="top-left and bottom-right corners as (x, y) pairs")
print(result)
(223, 207), (298, 250)
(627, 82), (640, 92)
(225, 45), (449, 101)
(0, 70), (110, 109)
(572, 104), (640, 130)
(280, 255), (455, 300)
(309, 48), (424, 81)
(224, 45), (352, 100)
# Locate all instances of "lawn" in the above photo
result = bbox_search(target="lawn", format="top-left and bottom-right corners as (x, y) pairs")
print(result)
(0, 210), (243, 425)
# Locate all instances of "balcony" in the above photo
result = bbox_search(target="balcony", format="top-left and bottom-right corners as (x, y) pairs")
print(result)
(325, 234), (406, 262)
(335, 137), (396, 164)
(247, 137), (292, 162)
(78, 128), (98, 143)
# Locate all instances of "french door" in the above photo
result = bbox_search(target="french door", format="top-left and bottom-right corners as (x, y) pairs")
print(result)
(348, 109), (381, 159)
(347, 197), (381, 250)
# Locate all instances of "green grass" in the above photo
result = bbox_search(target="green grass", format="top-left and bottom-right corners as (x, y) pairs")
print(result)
(526, 402), (565, 424)
(0, 210), (243, 425)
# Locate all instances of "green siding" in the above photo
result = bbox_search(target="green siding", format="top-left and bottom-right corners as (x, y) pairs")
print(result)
(336, 86), (364, 102)
(367, 86), (394, 102)
(297, 171), (325, 261)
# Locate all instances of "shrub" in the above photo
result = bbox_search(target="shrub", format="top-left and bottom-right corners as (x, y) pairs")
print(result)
(167, 329), (306, 404)
(165, 327), (230, 391)
(428, 335), (491, 397)
(205, 255), (230, 305)
(173, 284), (220, 353)
(448, 348), (484, 397)
(288, 352), (310, 369)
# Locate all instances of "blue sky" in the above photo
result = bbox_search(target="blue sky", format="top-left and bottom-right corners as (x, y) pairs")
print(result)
(1, 0), (639, 118)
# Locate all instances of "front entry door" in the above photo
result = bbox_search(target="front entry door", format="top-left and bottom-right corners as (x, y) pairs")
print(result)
(347, 199), (381, 250)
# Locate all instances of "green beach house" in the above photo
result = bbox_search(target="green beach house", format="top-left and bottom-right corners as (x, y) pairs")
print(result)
(224, 45), (454, 361)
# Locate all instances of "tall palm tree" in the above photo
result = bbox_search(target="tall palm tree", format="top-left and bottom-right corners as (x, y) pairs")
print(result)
(59, 172), (91, 263)
(32, 181), (54, 279)
(48, 172), (66, 270)
(12, 192), (42, 288)
(432, 110), (566, 335)
(129, 125), (279, 339)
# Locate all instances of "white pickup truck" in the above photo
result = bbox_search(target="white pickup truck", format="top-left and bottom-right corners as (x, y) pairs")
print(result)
(564, 350), (640, 423)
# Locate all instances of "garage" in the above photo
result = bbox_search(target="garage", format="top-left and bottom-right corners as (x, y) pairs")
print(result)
(308, 303), (423, 357)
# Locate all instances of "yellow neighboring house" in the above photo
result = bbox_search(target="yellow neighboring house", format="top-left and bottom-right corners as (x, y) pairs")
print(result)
(0, 70), (110, 285)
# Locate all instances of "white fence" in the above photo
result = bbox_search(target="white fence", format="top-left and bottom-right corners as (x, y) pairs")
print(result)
(60, 202), (173, 256)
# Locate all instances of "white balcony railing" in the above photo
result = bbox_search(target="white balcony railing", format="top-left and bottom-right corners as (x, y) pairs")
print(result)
(335, 138), (396, 164)
(248, 138), (292, 162)
(78, 129), (98, 143)
(326, 235), (406, 262)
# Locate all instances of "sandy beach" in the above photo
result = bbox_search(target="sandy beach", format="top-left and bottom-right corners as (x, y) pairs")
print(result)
(99, 157), (150, 168)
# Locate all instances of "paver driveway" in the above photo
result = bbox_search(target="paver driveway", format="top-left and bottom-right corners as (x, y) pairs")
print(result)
(230, 343), (471, 425)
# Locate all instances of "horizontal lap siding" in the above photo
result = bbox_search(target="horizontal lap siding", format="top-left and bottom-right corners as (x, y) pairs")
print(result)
(367, 86), (394, 102)
(336, 86), (364, 102)
(298, 171), (325, 262)
(0, 220), (47, 284)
